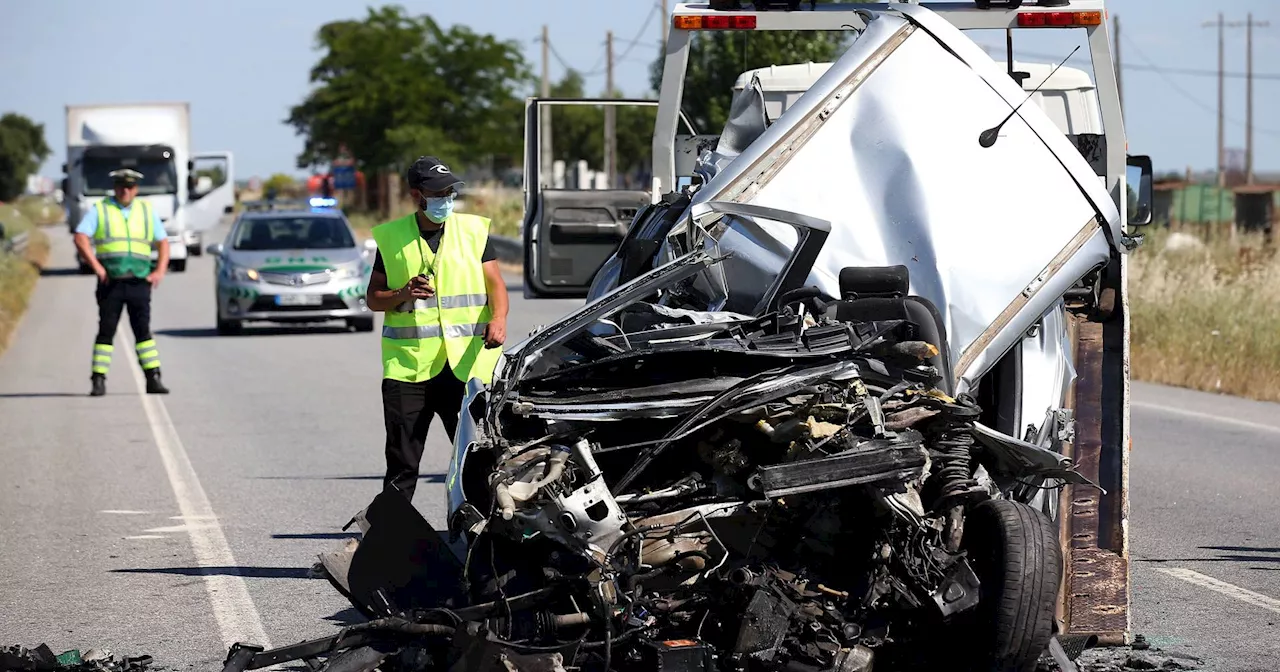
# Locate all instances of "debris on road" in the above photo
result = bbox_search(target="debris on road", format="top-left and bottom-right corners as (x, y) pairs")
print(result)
(1, 645), (153, 672)
(1036, 635), (1205, 672)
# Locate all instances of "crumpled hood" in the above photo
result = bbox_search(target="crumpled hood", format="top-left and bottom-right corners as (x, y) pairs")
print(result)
(685, 5), (1124, 392)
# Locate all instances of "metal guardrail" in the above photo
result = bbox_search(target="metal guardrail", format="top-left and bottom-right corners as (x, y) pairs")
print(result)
(1, 231), (31, 256)
(489, 234), (523, 265)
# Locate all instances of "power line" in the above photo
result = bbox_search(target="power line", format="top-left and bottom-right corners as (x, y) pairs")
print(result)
(1122, 33), (1280, 138)
(975, 43), (1280, 80)
(615, 3), (661, 65)
(534, 2), (663, 84)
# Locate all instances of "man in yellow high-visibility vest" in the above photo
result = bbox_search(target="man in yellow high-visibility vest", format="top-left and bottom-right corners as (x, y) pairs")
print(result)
(366, 156), (509, 500)
(72, 168), (170, 397)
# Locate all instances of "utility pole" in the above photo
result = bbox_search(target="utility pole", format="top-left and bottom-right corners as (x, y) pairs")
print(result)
(1206, 13), (1226, 188)
(540, 25), (553, 187)
(1245, 14), (1270, 185)
(1202, 14), (1269, 187)
(1247, 14), (1254, 184)
(1113, 14), (1122, 115)
(604, 30), (616, 189)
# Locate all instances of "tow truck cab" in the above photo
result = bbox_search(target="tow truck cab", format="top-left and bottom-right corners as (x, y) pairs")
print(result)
(520, 0), (1151, 647)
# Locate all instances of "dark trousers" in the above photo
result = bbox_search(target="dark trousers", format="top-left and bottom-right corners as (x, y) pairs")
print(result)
(96, 277), (153, 345)
(382, 366), (466, 501)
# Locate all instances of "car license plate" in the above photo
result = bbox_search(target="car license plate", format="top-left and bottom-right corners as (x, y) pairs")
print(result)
(276, 294), (323, 306)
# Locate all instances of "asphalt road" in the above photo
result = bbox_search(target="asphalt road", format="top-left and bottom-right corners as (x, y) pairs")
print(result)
(1, 230), (1278, 671)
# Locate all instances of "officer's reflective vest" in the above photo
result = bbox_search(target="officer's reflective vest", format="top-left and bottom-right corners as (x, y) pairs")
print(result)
(93, 198), (154, 279)
(371, 212), (502, 385)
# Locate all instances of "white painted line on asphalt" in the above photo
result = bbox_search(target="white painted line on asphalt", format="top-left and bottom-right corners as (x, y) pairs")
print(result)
(1132, 401), (1280, 436)
(100, 509), (151, 514)
(1158, 567), (1280, 615)
(125, 535), (166, 540)
(125, 351), (273, 651)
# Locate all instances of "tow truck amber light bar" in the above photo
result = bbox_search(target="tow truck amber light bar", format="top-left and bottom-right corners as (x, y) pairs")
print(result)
(1017, 11), (1102, 27)
(674, 14), (758, 30)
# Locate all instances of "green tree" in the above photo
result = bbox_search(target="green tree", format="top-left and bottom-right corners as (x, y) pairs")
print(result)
(547, 70), (602, 168)
(648, 27), (850, 134)
(262, 173), (297, 197)
(543, 70), (657, 183)
(195, 166), (226, 188)
(0, 113), (52, 201)
(287, 5), (532, 174)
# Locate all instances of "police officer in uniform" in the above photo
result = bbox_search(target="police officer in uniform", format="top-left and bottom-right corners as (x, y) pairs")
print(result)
(366, 156), (508, 500)
(72, 168), (171, 397)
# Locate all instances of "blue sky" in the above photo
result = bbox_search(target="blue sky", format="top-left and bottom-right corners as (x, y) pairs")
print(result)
(2, 0), (1276, 179)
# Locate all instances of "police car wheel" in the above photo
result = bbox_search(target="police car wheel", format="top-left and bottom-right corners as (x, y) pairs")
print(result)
(216, 318), (242, 336)
(170, 259), (187, 273)
(189, 244), (203, 257)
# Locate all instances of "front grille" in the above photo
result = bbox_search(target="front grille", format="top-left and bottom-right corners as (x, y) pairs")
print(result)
(260, 270), (333, 286)
(250, 294), (347, 312)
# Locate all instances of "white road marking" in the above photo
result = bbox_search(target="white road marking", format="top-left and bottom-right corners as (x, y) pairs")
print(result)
(1158, 567), (1280, 615)
(125, 535), (166, 540)
(1132, 401), (1280, 436)
(125, 349), (273, 651)
(100, 509), (150, 515)
(144, 522), (217, 534)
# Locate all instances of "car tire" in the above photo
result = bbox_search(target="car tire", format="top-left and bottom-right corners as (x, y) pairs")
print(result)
(216, 318), (242, 336)
(189, 244), (202, 257)
(960, 498), (1063, 672)
(171, 259), (187, 273)
(348, 317), (375, 333)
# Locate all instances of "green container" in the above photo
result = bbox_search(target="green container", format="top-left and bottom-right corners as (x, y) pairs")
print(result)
(56, 650), (82, 667)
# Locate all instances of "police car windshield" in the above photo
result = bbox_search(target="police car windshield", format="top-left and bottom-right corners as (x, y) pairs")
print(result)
(233, 216), (355, 251)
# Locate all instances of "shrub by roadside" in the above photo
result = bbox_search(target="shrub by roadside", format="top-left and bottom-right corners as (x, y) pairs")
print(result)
(0, 200), (52, 357)
(1129, 228), (1280, 402)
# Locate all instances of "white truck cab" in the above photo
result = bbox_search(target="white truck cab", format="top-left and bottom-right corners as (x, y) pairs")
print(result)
(64, 103), (235, 273)
(729, 58), (1102, 136)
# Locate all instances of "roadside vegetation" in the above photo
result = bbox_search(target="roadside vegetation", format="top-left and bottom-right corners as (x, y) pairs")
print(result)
(1129, 228), (1280, 402)
(0, 197), (56, 357)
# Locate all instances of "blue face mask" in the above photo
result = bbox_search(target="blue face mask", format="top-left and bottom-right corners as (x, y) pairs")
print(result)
(422, 193), (455, 223)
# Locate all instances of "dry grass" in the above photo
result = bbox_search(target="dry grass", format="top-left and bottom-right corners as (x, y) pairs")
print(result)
(0, 201), (51, 358)
(1129, 228), (1280, 401)
(13, 195), (63, 227)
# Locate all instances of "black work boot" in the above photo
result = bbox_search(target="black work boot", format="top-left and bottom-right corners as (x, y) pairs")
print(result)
(90, 373), (106, 397)
(145, 369), (170, 394)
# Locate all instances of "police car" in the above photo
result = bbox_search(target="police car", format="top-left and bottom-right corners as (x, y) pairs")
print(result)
(206, 197), (375, 335)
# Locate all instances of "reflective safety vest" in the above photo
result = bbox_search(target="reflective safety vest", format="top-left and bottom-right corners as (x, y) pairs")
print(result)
(371, 212), (502, 385)
(93, 198), (154, 279)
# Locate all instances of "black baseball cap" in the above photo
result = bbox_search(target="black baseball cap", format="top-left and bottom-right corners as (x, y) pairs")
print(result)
(406, 156), (464, 193)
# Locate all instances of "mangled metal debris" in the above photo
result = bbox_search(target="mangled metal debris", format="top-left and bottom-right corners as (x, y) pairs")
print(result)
(233, 232), (1095, 672)
(1, 645), (152, 672)
(224, 4), (1144, 672)
(1035, 635), (1205, 672)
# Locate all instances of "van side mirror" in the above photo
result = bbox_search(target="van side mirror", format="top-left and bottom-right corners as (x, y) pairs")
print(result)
(206, 242), (224, 256)
(1126, 155), (1153, 226)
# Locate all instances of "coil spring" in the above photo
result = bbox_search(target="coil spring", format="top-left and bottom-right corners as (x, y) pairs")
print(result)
(932, 395), (982, 506)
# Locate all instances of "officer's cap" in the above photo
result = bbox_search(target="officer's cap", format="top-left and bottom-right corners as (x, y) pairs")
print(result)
(109, 168), (145, 186)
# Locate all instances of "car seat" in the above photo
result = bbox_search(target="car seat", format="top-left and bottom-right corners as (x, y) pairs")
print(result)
(823, 265), (954, 394)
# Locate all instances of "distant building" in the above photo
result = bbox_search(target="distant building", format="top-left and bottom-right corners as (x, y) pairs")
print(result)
(25, 175), (54, 195)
